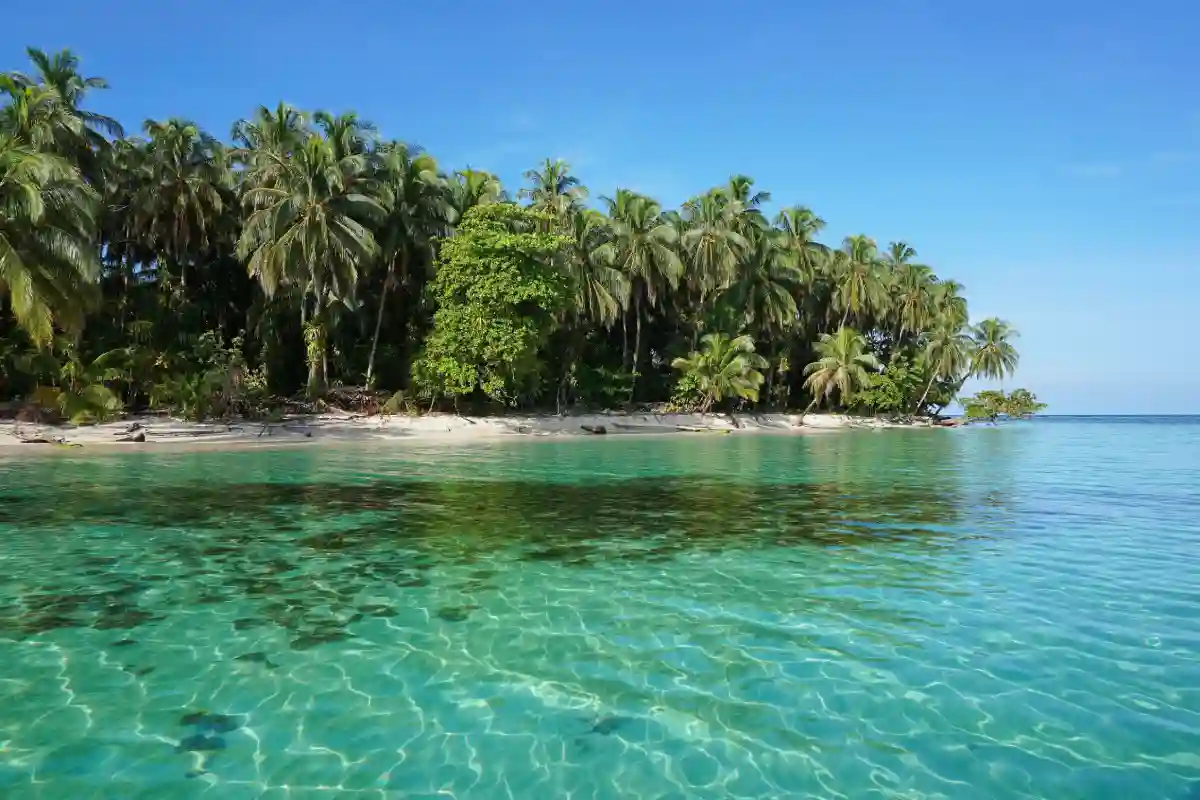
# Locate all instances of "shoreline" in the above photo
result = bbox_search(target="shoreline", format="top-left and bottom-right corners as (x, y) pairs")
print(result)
(0, 411), (932, 457)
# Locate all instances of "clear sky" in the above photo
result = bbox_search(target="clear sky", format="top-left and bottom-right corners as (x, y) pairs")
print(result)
(4, 1), (1198, 413)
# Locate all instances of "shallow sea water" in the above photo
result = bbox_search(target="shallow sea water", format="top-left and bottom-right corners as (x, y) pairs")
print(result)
(1, 418), (1198, 799)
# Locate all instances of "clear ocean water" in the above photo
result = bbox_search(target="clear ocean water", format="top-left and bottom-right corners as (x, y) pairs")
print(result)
(1, 417), (1198, 799)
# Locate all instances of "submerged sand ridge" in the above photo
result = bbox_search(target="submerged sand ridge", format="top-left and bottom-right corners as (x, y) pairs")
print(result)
(0, 411), (928, 453)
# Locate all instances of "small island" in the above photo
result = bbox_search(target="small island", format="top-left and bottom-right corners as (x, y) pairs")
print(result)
(1, 47), (1042, 445)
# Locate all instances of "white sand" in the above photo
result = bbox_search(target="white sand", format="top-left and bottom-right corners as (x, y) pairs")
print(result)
(0, 410), (925, 455)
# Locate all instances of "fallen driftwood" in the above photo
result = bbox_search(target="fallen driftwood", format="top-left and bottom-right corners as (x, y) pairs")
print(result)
(580, 424), (607, 435)
(115, 431), (146, 443)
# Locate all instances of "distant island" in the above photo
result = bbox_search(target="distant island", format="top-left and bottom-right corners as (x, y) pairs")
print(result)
(1, 47), (1042, 433)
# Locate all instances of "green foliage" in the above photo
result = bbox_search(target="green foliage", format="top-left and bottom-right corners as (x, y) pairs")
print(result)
(15, 340), (122, 423)
(670, 333), (767, 413)
(0, 45), (1038, 419)
(961, 388), (1047, 422)
(412, 204), (570, 404)
(803, 327), (881, 410)
(851, 354), (924, 415)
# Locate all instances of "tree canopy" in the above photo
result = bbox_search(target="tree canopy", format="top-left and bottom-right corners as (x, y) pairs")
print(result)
(0, 46), (1040, 421)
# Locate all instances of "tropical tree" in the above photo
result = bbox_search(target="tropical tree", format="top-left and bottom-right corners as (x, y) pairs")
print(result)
(565, 208), (627, 329)
(366, 141), (451, 385)
(679, 191), (746, 299)
(802, 327), (881, 412)
(0, 135), (99, 345)
(970, 317), (1020, 384)
(833, 235), (887, 328)
(448, 168), (505, 221)
(127, 118), (231, 290)
(718, 228), (801, 339)
(237, 132), (386, 396)
(670, 332), (767, 413)
(600, 189), (682, 400)
(519, 158), (586, 226)
(914, 320), (974, 413)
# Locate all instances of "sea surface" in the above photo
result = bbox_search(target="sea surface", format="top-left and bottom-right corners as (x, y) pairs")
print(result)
(1, 417), (1198, 799)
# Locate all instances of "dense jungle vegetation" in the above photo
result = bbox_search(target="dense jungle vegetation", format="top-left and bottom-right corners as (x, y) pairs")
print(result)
(0, 48), (1039, 422)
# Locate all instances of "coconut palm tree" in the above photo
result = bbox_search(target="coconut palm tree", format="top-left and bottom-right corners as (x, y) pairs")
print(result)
(834, 235), (887, 328)
(671, 332), (767, 413)
(566, 208), (627, 329)
(600, 189), (681, 400)
(680, 191), (747, 299)
(128, 118), (231, 290)
(892, 261), (936, 345)
(237, 132), (386, 396)
(718, 228), (801, 339)
(932, 279), (968, 330)
(366, 141), (452, 384)
(519, 158), (586, 225)
(7, 48), (121, 181)
(914, 320), (973, 413)
(0, 135), (99, 345)
(802, 326), (881, 412)
(447, 168), (505, 222)
(970, 317), (1019, 384)
(774, 205), (827, 283)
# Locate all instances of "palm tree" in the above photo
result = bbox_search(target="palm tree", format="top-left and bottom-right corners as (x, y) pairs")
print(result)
(0, 135), (99, 345)
(718, 228), (801, 339)
(892, 261), (936, 345)
(231, 103), (308, 186)
(721, 174), (771, 234)
(671, 332), (768, 413)
(802, 327), (881, 413)
(680, 191), (747, 299)
(774, 205), (827, 284)
(237, 133), (386, 396)
(970, 317), (1019, 384)
(914, 320), (973, 413)
(519, 158), (586, 225)
(932, 279), (968, 329)
(447, 168), (505, 222)
(834, 235), (887, 328)
(7, 48), (121, 181)
(566, 208), (627, 329)
(313, 110), (376, 161)
(366, 141), (452, 385)
(128, 118), (230, 290)
(600, 189), (682, 401)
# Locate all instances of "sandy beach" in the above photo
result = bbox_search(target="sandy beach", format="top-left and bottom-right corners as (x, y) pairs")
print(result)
(0, 410), (924, 455)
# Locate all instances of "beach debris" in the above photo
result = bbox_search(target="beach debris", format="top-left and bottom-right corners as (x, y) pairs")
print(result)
(115, 430), (146, 443)
(580, 424), (607, 435)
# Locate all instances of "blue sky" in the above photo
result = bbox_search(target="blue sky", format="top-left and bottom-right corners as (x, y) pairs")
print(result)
(5, 1), (1199, 413)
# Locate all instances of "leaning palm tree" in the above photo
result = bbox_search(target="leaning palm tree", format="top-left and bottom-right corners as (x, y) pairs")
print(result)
(914, 320), (974, 413)
(237, 133), (386, 396)
(0, 135), (100, 345)
(970, 317), (1020, 384)
(599, 189), (682, 400)
(671, 332), (768, 413)
(892, 261), (936, 344)
(519, 158), (587, 226)
(802, 327), (881, 413)
(366, 141), (452, 384)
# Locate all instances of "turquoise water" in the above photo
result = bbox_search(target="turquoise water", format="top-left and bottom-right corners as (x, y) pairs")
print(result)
(1, 419), (1198, 799)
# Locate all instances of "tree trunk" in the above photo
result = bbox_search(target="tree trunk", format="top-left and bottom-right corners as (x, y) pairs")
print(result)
(366, 276), (391, 387)
(628, 291), (643, 406)
(915, 373), (937, 415)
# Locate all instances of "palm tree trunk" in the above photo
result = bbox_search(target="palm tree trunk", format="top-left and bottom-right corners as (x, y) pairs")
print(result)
(628, 291), (643, 406)
(915, 373), (937, 415)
